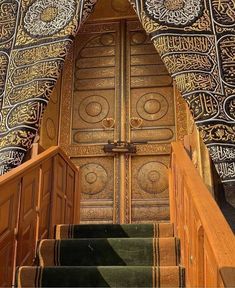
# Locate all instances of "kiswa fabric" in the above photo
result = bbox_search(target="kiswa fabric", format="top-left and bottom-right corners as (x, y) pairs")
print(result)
(0, 0), (97, 175)
(129, 0), (235, 185)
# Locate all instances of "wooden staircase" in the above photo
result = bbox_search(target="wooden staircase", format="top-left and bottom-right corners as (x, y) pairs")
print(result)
(17, 223), (185, 287)
(0, 142), (235, 287)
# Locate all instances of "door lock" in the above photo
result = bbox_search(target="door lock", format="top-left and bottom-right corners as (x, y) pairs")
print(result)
(103, 140), (148, 154)
(103, 141), (136, 154)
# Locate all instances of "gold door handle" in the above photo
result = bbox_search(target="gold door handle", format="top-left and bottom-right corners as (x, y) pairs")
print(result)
(14, 228), (18, 237)
(36, 206), (40, 214)
(102, 118), (115, 129)
(130, 117), (143, 128)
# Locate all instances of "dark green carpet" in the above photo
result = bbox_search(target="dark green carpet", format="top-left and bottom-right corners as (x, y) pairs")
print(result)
(18, 266), (185, 287)
(56, 223), (174, 239)
(39, 238), (180, 267)
(17, 223), (185, 287)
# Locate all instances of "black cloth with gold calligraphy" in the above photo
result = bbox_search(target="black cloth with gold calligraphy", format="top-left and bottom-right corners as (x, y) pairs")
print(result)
(0, 0), (97, 174)
(129, 0), (235, 185)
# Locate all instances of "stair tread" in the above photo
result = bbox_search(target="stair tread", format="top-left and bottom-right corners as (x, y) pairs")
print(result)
(18, 223), (184, 287)
(17, 266), (185, 288)
(56, 223), (174, 239)
(48, 237), (178, 241)
(38, 237), (180, 267)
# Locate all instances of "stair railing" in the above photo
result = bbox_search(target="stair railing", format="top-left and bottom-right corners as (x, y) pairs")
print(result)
(0, 146), (80, 287)
(169, 141), (235, 288)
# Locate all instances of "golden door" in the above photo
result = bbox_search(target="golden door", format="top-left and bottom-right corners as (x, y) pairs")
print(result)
(59, 20), (177, 224)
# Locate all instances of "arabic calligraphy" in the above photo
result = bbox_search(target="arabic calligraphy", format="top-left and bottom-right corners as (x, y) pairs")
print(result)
(130, 0), (235, 183)
(0, 0), (98, 174)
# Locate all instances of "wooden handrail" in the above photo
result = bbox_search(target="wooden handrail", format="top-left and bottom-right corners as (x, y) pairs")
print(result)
(0, 146), (80, 287)
(170, 141), (235, 287)
(0, 146), (77, 185)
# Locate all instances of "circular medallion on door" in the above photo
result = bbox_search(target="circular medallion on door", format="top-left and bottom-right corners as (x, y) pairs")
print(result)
(79, 95), (109, 123)
(137, 161), (168, 194)
(81, 163), (108, 195)
(137, 92), (169, 121)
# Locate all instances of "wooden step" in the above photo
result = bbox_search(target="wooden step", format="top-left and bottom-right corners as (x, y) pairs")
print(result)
(38, 237), (180, 267)
(17, 223), (184, 287)
(55, 223), (174, 239)
(17, 266), (185, 287)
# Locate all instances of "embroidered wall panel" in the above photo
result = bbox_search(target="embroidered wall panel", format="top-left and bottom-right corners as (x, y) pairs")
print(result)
(129, 0), (235, 185)
(0, 0), (97, 174)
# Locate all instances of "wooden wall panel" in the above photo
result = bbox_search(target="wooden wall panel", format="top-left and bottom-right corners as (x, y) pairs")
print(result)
(39, 77), (61, 149)
(51, 155), (67, 230)
(0, 181), (20, 287)
(17, 169), (39, 266)
(65, 166), (75, 224)
(38, 159), (53, 240)
(0, 147), (80, 285)
(195, 222), (204, 287)
(204, 237), (218, 287)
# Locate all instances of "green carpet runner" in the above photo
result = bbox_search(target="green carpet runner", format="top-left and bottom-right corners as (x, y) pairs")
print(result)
(17, 223), (185, 287)
(55, 223), (174, 239)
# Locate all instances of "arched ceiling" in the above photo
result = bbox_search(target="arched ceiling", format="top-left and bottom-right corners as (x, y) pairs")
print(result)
(89, 0), (137, 21)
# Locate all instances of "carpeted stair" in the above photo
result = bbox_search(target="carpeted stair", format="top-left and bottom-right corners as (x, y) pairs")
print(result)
(17, 223), (185, 287)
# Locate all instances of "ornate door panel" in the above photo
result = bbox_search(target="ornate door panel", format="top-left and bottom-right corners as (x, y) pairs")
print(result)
(60, 21), (121, 224)
(131, 156), (170, 223)
(72, 157), (115, 224)
(126, 21), (174, 223)
(72, 22), (119, 145)
(59, 20), (177, 223)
